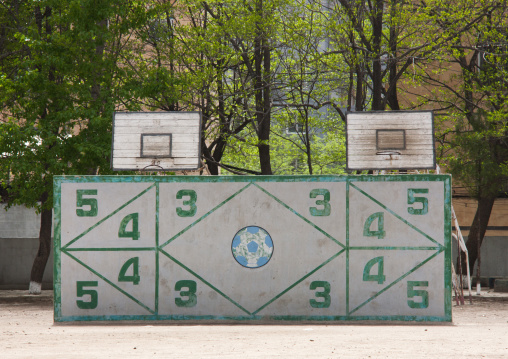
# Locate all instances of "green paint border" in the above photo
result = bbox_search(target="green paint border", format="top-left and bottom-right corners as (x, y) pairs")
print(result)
(443, 176), (452, 321)
(53, 177), (63, 321)
(346, 180), (350, 315)
(53, 174), (452, 323)
(155, 182), (160, 314)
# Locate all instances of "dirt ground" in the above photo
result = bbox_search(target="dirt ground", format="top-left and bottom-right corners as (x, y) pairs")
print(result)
(1, 291), (507, 359)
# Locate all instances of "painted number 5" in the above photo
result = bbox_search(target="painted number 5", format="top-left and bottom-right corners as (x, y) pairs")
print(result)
(407, 189), (428, 215)
(76, 281), (98, 309)
(407, 281), (429, 309)
(76, 190), (98, 217)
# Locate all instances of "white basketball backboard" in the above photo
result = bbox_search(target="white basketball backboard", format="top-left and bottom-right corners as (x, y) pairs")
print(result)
(346, 111), (436, 171)
(111, 112), (201, 171)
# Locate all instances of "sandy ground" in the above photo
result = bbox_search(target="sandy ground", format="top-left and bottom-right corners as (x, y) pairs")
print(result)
(1, 291), (507, 358)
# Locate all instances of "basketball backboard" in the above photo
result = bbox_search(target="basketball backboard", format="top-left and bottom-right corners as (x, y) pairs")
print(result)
(346, 111), (436, 171)
(111, 112), (201, 171)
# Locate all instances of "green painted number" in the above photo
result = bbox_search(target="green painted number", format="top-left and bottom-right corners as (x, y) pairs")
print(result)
(309, 189), (331, 216)
(118, 257), (140, 285)
(363, 212), (385, 239)
(76, 281), (98, 309)
(175, 280), (197, 307)
(309, 281), (331, 308)
(407, 189), (429, 215)
(407, 281), (429, 308)
(118, 213), (140, 241)
(76, 190), (98, 217)
(363, 256), (386, 284)
(176, 190), (197, 217)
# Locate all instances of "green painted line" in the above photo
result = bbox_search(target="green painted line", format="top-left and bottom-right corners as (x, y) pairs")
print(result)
(54, 174), (349, 184)
(268, 314), (451, 322)
(53, 179), (63, 321)
(349, 182), (443, 249)
(159, 183), (253, 248)
(155, 182), (160, 315)
(349, 174), (450, 183)
(346, 180), (350, 315)
(349, 246), (440, 251)
(443, 177), (452, 319)
(252, 183), (345, 249)
(63, 251), (156, 315)
(54, 174), (450, 185)
(63, 183), (156, 250)
(349, 248), (444, 315)
(159, 249), (252, 316)
(55, 313), (450, 322)
(64, 247), (156, 252)
(252, 249), (345, 315)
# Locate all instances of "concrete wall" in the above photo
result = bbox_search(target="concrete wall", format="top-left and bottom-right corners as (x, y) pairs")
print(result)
(0, 205), (53, 289)
(0, 203), (506, 290)
(452, 236), (508, 278)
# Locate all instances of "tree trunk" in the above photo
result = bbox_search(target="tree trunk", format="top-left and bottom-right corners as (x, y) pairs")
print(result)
(370, 0), (384, 111)
(29, 193), (53, 294)
(462, 195), (496, 275)
(254, 3), (272, 176)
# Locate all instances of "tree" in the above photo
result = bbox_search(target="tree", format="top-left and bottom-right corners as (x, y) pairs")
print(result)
(410, 1), (508, 274)
(0, 0), (146, 293)
(210, 0), (347, 175)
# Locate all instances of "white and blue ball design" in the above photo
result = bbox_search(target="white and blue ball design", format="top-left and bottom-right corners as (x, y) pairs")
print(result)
(232, 226), (274, 268)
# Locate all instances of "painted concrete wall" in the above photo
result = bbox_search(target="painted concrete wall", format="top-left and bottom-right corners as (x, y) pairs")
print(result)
(0, 205), (53, 289)
(54, 175), (452, 322)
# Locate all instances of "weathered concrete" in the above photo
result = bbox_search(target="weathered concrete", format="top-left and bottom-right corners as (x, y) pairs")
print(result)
(55, 175), (452, 322)
(0, 204), (41, 238)
(0, 238), (53, 289)
(0, 204), (53, 289)
(494, 279), (508, 293)
(452, 236), (508, 279)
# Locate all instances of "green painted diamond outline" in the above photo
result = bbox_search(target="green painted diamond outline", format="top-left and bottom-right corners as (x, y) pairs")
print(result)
(159, 181), (345, 315)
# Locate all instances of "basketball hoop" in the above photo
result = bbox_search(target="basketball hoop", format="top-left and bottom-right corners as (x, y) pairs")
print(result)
(111, 112), (201, 171)
(346, 111), (436, 171)
(376, 150), (401, 160)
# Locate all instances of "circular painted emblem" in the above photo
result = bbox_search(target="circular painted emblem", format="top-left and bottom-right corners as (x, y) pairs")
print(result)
(232, 226), (274, 268)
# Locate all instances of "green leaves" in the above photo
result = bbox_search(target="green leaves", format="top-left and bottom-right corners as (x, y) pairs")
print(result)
(0, 0), (148, 210)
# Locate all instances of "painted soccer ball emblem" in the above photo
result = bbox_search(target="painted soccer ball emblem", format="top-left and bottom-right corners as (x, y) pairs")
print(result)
(232, 226), (274, 268)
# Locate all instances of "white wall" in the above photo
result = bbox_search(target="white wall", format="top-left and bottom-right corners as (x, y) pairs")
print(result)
(0, 205), (53, 289)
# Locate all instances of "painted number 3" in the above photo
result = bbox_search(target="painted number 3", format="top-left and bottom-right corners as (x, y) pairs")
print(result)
(176, 190), (197, 217)
(309, 281), (331, 308)
(309, 189), (331, 216)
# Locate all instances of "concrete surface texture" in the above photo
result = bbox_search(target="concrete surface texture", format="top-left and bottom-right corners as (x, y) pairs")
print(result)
(0, 204), (52, 289)
(0, 290), (507, 358)
(55, 176), (453, 321)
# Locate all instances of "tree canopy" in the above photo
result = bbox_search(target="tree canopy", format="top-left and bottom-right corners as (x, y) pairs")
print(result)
(1, 0), (507, 289)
